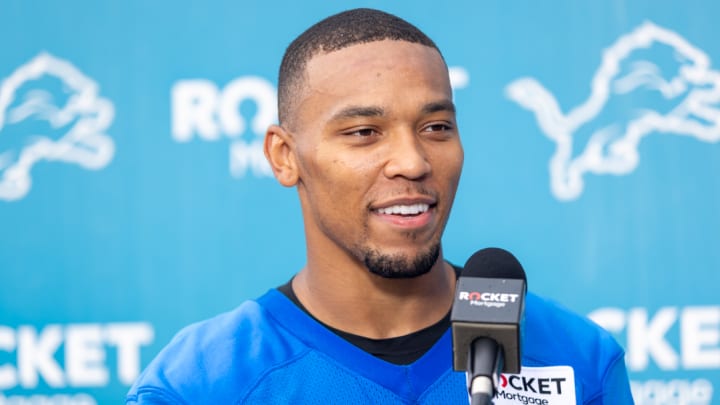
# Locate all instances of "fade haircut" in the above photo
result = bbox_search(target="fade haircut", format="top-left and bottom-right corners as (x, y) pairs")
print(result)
(277, 8), (444, 127)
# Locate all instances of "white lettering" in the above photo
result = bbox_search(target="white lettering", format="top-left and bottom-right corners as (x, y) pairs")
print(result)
(171, 77), (278, 178)
(681, 307), (720, 369)
(65, 325), (107, 387)
(0, 326), (17, 390)
(630, 378), (713, 405)
(105, 323), (154, 385)
(171, 77), (276, 142)
(448, 66), (470, 90)
(229, 140), (272, 178)
(0, 393), (97, 405)
(589, 306), (720, 372)
(0, 323), (154, 389)
(219, 77), (277, 136)
(628, 307), (679, 370)
(478, 292), (519, 303)
(171, 80), (220, 142)
(458, 291), (470, 300)
(18, 325), (64, 388)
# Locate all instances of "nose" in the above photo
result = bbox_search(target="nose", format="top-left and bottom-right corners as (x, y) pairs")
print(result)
(382, 130), (431, 180)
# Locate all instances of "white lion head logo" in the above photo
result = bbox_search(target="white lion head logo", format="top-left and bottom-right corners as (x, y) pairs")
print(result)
(506, 22), (720, 201)
(0, 52), (115, 201)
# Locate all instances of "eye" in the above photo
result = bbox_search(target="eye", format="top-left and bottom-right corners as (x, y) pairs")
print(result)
(343, 127), (380, 137)
(421, 122), (455, 137)
(423, 123), (453, 132)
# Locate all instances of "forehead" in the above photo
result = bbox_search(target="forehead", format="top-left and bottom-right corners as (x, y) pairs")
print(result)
(306, 39), (448, 91)
(293, 40), (451, 127)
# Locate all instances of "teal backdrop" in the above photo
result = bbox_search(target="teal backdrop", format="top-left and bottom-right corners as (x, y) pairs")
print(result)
(1, 1), (718, 404)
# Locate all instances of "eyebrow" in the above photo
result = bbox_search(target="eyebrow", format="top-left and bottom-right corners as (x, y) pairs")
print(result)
(329, 106), (385, 122)
(421, 99), (456, 115)
(328, 100), (456, 123)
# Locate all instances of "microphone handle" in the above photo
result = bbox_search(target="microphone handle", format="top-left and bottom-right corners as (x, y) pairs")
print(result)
(470, 375), (494, 405)
(467, 337), (503, 404)
(471, 392), (493, 405)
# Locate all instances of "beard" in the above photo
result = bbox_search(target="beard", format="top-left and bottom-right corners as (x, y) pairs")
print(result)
(362, 243), (441, 279)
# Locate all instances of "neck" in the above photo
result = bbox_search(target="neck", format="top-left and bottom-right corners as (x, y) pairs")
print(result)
(292, 253), (456, 339)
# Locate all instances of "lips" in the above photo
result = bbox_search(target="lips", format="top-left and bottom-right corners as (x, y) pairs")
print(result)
(377, 203), (430, 216)
(372, 195), (437, 215)
(371, 197), (438, 229)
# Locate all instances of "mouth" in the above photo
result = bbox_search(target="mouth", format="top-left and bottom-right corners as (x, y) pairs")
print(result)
(370, 198), (438, 229)
(376, 203), (431, 216)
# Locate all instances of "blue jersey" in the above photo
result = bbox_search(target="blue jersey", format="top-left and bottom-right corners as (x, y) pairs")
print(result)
(126, 289), (633, 404)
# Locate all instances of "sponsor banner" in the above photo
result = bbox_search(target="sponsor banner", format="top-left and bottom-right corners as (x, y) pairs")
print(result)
(170, 76), (276, 179)
(2, 1), (718, 402)
(589, 305), (719, 405)
(0, 323), (153, 404)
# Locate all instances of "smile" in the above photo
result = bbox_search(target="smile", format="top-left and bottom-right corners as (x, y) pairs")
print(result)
(377, 203), (430, 216)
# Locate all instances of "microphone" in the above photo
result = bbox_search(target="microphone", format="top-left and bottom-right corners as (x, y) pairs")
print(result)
(451, 248), (527, 405)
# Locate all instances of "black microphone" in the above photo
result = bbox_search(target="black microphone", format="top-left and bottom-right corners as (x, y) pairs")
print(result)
(451, 248), (527, 405)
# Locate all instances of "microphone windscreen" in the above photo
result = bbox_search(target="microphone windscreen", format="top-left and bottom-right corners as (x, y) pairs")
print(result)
(462, 247), (526, 282)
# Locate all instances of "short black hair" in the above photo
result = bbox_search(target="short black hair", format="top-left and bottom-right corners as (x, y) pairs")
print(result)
(277, 8), (443, 127)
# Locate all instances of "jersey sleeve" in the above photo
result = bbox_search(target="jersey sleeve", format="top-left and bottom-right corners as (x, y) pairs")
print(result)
(586, 351), (634, 405)
(126, 386), (187, 405)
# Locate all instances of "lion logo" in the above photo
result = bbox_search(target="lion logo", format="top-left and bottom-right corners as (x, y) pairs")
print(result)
(506, 22), (720, 201)
(0, 52), (115, 201)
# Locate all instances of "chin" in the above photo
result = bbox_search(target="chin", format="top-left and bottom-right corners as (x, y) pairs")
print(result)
(363, 243), (440, 279)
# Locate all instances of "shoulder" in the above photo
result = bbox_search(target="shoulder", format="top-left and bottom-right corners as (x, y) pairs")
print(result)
(524, 291), (624, 362)
(523, 292), (631, 402)
(126, 291), (309, 404)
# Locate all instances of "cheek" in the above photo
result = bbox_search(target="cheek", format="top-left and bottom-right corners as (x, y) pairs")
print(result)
(433, 145), (464, 185)
(317, 144), (383, 179)
(299, 150), (369, 205)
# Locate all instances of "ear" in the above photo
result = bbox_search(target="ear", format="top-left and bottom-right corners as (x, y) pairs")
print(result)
(264, 124), (299, 187)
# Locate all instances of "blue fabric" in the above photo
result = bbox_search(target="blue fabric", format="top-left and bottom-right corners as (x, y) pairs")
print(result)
(126, 289), (633, 404)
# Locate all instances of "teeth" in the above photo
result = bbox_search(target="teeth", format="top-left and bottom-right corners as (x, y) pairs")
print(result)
(378, 203), (429, 215)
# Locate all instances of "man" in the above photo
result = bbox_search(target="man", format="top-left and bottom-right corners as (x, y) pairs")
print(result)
(127, 8), (633, 404)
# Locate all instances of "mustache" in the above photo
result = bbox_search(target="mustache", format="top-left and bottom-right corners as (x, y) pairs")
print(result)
(368, 184), (439, 206)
